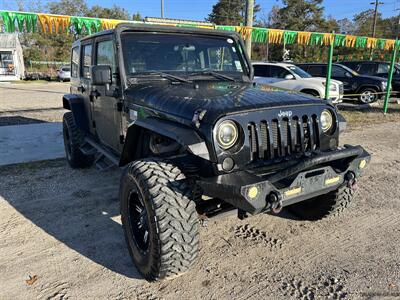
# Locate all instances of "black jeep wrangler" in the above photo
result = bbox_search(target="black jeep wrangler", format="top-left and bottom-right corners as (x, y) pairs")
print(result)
(62, 24), (370, 281)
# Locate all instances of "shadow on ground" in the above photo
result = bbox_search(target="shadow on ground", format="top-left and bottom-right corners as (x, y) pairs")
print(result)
(0, 160), (143, 280)
(0, 115), (48, 126)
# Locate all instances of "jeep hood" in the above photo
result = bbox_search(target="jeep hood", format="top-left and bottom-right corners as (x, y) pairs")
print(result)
(124, 81), (328, 124)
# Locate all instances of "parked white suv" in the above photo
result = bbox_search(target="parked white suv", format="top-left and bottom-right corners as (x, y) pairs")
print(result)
(252, 62), (343, 103)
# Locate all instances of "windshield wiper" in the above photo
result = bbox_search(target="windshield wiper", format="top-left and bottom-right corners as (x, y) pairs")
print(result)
(133, 71), (192, 83)
(189, 71), (236, 82)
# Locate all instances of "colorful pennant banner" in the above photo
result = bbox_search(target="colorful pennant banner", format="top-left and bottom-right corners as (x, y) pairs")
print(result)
(0, 9), (399, 51)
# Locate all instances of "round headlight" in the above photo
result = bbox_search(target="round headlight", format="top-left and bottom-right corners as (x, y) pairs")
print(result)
(217, 120), (238, 150)
(320, 109), (333, 132)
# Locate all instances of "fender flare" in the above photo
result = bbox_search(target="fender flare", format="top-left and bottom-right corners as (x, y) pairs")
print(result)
(355, 84), (381, 94)
(62, 94), (90, 133)
(119, 117), (211, 166)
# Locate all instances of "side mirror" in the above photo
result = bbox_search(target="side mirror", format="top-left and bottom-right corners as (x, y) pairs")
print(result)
(345, 72), (352, 78)
(90, 65), (112, 85)
(284, 74), (295, 80)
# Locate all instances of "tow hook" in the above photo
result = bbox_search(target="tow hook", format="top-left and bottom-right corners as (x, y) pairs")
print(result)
(346, 172), (357, 189)
(267, 192), (283, 214)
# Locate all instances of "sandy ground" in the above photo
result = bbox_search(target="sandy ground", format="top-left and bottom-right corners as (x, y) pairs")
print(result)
(1, 121), (400, 298)
(0, 82), (68, 126)
(1, 82), (400, 299)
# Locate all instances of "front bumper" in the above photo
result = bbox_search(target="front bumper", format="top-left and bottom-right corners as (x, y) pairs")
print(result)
(197, 145), (370, 215)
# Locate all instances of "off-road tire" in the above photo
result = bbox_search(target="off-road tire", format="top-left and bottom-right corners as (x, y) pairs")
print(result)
(62, 112), (94, 168)
(358, 87), (378, 104)
(288, 186), (355, 221)
(120, 159), (199, 281)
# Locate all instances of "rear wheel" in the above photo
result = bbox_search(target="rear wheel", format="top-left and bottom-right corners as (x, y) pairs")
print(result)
(358, 88), (378, 104)
(288, 186), (355, 221)
(120, 159), (199, 281)
(62, 112), (94, 168)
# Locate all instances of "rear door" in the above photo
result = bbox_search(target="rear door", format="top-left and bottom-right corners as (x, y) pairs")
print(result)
(73, 41), (96, 136)
(358, 63), (377, 76)
(92, 36), (123, 152)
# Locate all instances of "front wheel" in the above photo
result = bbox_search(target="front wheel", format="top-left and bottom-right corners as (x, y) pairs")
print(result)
(120, 159), (199, 281)
(358, 88), (378, 104)
(288, 186), (355, 221)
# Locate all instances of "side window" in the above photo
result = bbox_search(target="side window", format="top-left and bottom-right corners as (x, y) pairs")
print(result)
(270, 66), (291, 78)
(71, 46), (79, 78)
(332, 66), (347, 77)
(377, 63), (389, 74)
(96, 40), (116, 72)
(81, 44), (92, 78)
(307, 65), (326, 76)
(359, 63), (376, 75)
(253, 65), (269, 77)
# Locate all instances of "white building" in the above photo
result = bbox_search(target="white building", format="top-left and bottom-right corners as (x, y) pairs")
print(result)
(0, 33), (25, 81)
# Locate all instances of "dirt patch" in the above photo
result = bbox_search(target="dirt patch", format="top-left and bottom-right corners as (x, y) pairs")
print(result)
(0, 82), (67, 126)
(0, 110), (399, 298)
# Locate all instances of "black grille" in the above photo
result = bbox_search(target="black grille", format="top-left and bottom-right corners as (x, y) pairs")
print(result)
(248, 115), (320, 161)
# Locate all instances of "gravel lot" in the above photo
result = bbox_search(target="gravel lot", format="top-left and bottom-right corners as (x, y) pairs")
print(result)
(0, 83), (400, 299)
(0, 82), (68, 126)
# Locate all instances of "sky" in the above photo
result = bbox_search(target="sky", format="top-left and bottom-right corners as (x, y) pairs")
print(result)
(1, 0), (399, 21)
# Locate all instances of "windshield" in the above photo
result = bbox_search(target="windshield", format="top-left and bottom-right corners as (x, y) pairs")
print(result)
(120, 33), (247, 79)
(287, 65), (312, 78)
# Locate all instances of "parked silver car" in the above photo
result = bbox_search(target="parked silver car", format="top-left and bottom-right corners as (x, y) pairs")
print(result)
(57, 65), (71, 82)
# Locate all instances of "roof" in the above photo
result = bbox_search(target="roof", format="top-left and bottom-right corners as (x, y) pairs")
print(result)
(75, 23), (241, 45)
(0, 33), (19, 49)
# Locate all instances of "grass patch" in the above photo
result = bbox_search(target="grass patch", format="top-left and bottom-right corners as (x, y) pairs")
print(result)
(338, 103), (400, 129)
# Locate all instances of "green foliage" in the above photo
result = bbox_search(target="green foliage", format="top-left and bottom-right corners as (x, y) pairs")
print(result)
(87, 5), (130, 20)
(132, 12), (142, 22)
(18, 0), (132, 68)
(207, 0), (260, 25)
(48, 0), (88, 16)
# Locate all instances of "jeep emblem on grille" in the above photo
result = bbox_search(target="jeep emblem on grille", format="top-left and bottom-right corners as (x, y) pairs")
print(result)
(278, 110), (293, 118)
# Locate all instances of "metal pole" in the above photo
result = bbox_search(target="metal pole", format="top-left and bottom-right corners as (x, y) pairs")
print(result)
(383, 39), (397, 114)
(244, 0), (254, 59)
(325, 33), (335, 100)
(161, 0), (164, 18)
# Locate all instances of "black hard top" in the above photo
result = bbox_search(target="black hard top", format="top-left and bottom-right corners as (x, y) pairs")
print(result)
(73, 23), (241, 47)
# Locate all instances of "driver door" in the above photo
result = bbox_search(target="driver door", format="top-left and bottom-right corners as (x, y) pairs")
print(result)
(92, 36), (123, 152)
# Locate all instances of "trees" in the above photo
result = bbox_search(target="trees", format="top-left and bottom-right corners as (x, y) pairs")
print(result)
(207, 0), (260, 25)
(20, 0), (133, 67)
(272, 0), (325, 31)
(87, 5), (130, 20)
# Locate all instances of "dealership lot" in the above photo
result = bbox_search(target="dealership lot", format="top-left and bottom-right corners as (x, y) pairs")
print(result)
(0, 82), (399, 299)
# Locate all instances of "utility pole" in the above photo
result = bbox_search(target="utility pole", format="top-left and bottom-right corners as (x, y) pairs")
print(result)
(371, 0), (383, 38)
(396, 8), (400, 38)
(161, 0), (164, 18)
(370, 0), (384, 59)
(245, 0), (254, 59)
